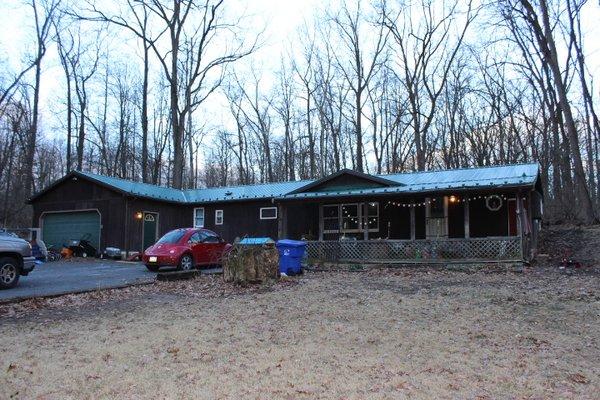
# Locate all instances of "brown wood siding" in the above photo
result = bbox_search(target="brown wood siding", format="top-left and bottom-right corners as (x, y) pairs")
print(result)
(124, 198), (190, 252)
(285, 202), (319, 240)
(32, 179), (124, 251)
(200, 201), (279, 242)
(31, 177), (190, 252)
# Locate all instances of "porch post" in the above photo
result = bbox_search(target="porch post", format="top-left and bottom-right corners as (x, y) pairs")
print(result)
(410, 201), (416, 240)
(515, 192), (523, 237)
(363, 203), (368, 240)
(515, 191), (524, 260)
(464, 199), (470, 238)
(318, 203), (324, 241)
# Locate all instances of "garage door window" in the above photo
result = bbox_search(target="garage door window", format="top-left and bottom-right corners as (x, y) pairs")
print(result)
(194, 208), (205, 228)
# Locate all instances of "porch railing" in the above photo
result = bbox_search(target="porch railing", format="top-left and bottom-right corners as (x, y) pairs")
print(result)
(305, 237), (523, 264)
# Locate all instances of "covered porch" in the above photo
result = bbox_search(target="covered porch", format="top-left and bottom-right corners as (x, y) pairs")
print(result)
(274, 166), (543, 264)
(277, 193), (534, 263)
(279, 191), (539, 264)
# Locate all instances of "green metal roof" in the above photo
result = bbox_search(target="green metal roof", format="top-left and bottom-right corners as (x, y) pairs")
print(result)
(29, 163), (540, 204)
(280, 163), (540, 200)
(77, 172), (189, 203)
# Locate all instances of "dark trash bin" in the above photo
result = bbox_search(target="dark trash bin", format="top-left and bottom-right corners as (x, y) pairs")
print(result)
(276, 239), (306, 275)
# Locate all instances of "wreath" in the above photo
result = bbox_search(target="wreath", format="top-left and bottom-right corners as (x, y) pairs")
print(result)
(486, 195), (503, 211)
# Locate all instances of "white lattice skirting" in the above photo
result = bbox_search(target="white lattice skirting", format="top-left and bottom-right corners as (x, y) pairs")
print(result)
(305, 237), (522, 263)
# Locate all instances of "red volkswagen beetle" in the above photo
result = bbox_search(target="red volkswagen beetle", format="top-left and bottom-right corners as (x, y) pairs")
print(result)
(142, 228), (232, 272)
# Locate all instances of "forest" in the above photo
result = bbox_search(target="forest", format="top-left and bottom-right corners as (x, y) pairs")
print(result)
(0, 0), (598, 227)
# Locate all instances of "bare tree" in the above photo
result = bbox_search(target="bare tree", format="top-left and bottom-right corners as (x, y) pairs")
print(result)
(502, 0), (596, 223)
(329, 0), (388, 172)
(382, 0), (475, 170)
(71, 35), (100, 171)
(22, 0), (61, 197)
(132, 0), (257, 188)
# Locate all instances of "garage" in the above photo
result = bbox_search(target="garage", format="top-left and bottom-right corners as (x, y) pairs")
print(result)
(41, 211), (101, 250)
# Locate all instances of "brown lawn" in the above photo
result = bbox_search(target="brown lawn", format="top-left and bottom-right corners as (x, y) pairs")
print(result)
(1, 266), (599, 399)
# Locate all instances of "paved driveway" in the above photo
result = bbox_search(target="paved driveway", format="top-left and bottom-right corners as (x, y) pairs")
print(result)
(0, 259), (156, 302)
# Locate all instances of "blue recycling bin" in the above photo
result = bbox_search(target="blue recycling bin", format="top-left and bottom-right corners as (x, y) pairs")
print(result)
(276, 239), (306, 275)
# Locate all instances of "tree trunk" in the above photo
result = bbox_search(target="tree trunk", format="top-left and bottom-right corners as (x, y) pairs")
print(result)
(536, 0), (596, 223)
(65, 68), (72, 173)
(170, 0), (183, 189)
(355, 88), (363, 172)
(23, 57), (42, 196)
(141, 44), (149, 182)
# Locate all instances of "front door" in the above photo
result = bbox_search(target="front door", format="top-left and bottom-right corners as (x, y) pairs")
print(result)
(426, 196), (448, 238)
(142, 212), (159, 251)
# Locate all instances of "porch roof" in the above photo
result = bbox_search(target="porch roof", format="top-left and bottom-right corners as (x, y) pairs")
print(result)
(277, 163), (540, 200)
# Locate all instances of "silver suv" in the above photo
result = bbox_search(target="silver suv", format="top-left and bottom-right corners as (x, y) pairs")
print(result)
(0, 235), (36, 289)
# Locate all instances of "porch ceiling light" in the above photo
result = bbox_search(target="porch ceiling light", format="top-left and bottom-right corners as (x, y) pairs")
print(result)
(449, 195), (458, 203)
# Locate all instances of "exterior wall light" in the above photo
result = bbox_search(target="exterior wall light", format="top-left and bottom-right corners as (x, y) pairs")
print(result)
(135, 211), (143, 220)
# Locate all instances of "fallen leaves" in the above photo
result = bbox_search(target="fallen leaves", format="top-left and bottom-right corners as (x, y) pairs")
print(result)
(0, 275), (300, 320)
(568, 373), (590, 385)
(1, 266), (599, 399)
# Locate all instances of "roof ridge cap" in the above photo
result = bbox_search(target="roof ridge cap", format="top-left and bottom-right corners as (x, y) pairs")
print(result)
(378, 162), (539, 177)
(183, 178), (314, 192)
(77, 170), (184, 192)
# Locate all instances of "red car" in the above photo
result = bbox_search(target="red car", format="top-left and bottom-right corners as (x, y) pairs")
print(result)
(142, 228), (232, 272)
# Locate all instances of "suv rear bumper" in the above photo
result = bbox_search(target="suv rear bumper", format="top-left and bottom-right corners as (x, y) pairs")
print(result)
(21, 256), (36, 275)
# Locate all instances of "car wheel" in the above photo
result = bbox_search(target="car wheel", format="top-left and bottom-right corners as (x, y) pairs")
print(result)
(178, 254), (194, 271)
(145, 264), (160, 272)
(0, 257), (20, 289)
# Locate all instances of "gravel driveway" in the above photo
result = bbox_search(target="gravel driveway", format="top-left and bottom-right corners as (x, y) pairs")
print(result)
(0, 259), (155, 302)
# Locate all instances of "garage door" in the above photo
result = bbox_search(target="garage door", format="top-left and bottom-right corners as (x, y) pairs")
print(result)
(42, 211), (101, 250)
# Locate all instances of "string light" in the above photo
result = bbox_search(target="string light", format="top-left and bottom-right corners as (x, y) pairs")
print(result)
(384, 195), (525, 208)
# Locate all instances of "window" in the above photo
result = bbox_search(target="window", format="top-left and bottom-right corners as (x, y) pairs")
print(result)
(429, 197), (445, 218)
(341, 204), (360, 231)
(215, 210), (223, 225)
(203, 232), (221, 243)
(321, 202), (379, 235)
(193, 208), (205, 228)
(157, 229), (186, 244)
(260, 207), (278, 220)
(364, 202), (379, 231)
(323, 205), (340, 233)
(188, 232), (202, 244)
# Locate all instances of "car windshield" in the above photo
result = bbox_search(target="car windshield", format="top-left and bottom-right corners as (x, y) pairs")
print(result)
(156, 230), (186, 244)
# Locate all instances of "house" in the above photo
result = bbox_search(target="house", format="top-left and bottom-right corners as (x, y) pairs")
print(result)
(28, 162), (543, 263)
